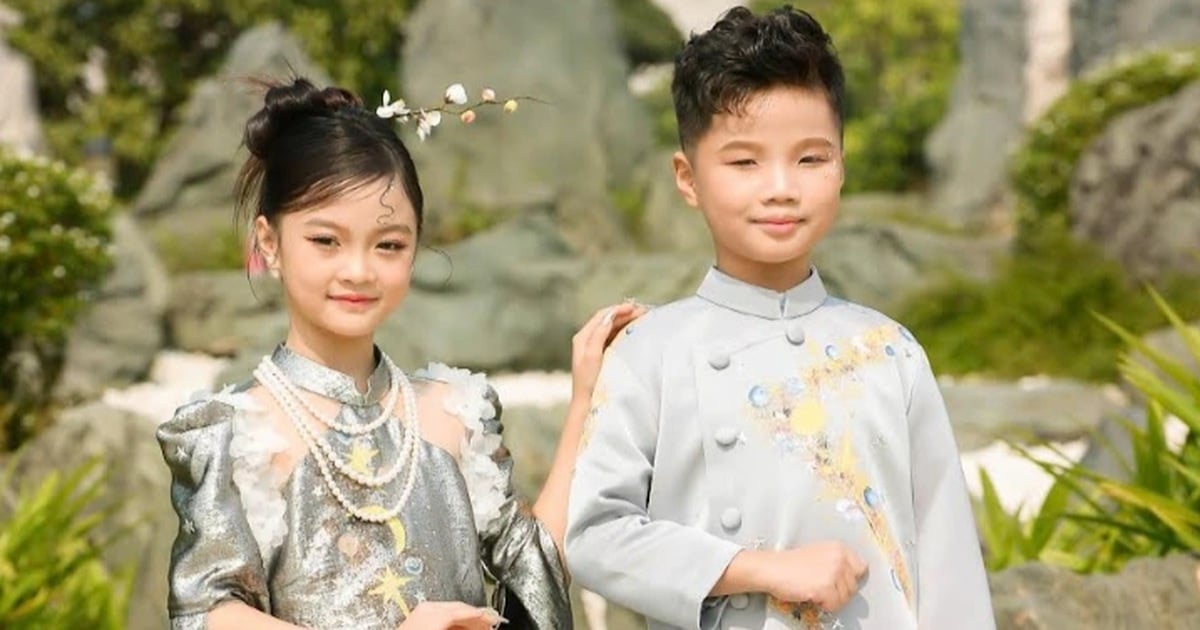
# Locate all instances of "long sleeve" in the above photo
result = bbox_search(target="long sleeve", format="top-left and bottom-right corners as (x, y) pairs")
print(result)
(157, 399), (270, 629)
(566, 353), (742, 630)
(419, 363), (572, 630)
(906, 351), (996, 629)
(477, 398), (572, 630)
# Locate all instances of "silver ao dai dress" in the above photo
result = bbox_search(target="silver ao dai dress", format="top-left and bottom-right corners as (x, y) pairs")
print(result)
(158, 345), (571, 629)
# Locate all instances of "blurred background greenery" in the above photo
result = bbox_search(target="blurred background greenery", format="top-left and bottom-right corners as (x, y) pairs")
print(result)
(1, 0), (1199, 627)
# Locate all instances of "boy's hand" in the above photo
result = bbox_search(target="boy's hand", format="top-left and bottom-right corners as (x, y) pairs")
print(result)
(570, 301), (648, 401)
(763, 542), (868, 612)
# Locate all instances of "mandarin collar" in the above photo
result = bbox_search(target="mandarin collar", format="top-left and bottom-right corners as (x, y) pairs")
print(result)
(269, 343), (390, 406)
(696, 266), (828, 320)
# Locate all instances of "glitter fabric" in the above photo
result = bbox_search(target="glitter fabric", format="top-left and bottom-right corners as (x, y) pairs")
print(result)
(158, 345), (570, 629)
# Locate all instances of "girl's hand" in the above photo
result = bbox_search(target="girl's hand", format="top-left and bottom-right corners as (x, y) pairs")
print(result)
(570, 301), (648, 401)
(398, 602), (505, 630)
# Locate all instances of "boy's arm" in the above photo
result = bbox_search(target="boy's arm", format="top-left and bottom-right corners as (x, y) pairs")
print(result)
(907, 350), (996, 629)
(566, 354), (743, 629)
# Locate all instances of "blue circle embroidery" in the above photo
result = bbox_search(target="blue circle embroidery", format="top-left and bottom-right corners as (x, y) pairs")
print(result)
(891, 568), (903, 591)
(748, 385), (770, 408)
(863, 487), (882, 508)
(885, 345), (895, 356)
(785, 377), (804, 396)
(824, 345), (838, 359)
(899, 326), (915, 342)
(404, 556), (424, 575)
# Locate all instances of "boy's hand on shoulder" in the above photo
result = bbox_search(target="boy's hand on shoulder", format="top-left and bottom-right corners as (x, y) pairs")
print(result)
(763, 541), (868, 612)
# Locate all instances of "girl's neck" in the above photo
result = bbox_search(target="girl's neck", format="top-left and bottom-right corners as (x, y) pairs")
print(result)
(283, 325), (377, 394)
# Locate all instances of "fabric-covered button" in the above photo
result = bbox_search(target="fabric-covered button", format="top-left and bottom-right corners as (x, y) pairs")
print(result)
(729, 593), (750, 610)
(785, 321), (806, 345)
(720, 507), (742, 530)
(708, 351), (731, 370)
(715, 427), (739, 447)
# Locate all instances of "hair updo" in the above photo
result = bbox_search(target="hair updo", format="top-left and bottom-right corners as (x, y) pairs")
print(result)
(234, 77), (424, 236)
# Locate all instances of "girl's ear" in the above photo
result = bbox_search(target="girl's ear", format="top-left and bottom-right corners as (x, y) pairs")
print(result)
(254, 216), (281, 277)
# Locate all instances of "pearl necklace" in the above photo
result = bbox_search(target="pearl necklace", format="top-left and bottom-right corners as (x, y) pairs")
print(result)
(256, 355), (399, 436)
(253, 354), (422, 523)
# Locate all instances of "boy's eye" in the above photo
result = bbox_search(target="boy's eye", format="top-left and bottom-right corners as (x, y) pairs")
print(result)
(800, 154), (830, 164)
(728, 159), (757, 167)
(307, 235), (338, 247)
(377, 240), (407, 252)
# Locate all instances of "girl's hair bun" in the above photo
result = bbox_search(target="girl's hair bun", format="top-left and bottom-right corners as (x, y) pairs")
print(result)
(243, 77), (362, 158)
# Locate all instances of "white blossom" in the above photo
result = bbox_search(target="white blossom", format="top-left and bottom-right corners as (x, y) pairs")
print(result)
(444, 83), (468, 105)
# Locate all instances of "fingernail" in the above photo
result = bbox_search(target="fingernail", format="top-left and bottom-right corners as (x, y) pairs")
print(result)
(601, 307), (615, 326)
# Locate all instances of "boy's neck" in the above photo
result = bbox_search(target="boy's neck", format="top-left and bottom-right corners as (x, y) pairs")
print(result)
(284, 323), (377, 394)
(714, 254), (813, 293)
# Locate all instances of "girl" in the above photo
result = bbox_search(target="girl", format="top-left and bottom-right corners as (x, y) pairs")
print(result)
(157, 77), (640, 630)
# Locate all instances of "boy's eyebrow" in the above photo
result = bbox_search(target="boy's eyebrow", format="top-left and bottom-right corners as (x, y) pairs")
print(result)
(716, 137), (837, 152)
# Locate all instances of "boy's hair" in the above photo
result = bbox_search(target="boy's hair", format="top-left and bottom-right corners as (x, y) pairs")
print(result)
(671, 5), (845, 150)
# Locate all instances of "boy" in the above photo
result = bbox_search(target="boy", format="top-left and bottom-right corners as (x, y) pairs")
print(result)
(565, 6), (995, 630)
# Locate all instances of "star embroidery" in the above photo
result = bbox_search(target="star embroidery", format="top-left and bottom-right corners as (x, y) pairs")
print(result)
(182, 519), (196, 535)
(370, 567), (413, 616)
(347, 442), (378, 476)
(831, 619), (845, 629)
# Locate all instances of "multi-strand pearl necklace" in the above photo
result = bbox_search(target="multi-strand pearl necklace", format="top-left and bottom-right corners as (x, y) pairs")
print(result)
(253, 353), (422, 523)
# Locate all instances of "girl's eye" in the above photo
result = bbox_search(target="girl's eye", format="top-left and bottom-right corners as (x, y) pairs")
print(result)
(728, 159), (756, 167)
(307, 235), (337, 247)
(377, 240), (407, 252)
(800, 154), (830, 164)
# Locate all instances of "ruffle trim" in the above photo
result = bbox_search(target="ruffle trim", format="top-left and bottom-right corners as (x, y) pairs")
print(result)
(204, 384), (290, 571)
(415, 363), (507, 535)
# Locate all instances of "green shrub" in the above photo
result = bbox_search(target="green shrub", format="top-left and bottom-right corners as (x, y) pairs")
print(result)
(752, 0), (959, 193)
(0, 152), (115, 451)
(0, 460), (132, 628)
(896, 226), (1200, 381)
(978, 292), (1200, 573)
(155, 226), (245, 274)
(5, 0), (420, 199)
(1011, 48), (1200, 244)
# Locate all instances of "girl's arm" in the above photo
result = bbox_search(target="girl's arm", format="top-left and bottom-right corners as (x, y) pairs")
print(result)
(532, 302), (645, 556)
(208, 602), (302, 629)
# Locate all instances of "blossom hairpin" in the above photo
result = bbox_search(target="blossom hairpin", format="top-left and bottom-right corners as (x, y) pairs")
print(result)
(376, 83), (543, 141)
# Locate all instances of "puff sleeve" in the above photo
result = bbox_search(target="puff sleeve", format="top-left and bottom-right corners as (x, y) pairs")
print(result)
(157, 397), (271, 628)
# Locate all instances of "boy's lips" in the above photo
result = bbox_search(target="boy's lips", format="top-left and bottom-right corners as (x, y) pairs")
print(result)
(329, 294), (378, 304)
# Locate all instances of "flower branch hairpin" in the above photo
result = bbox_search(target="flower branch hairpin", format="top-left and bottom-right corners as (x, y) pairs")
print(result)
(376, 83), (546, 141)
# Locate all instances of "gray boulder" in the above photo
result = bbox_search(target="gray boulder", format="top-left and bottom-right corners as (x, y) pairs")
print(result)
(1070, 0), (1200, 74)
(0, 32), (45, 155)
(133, 23), (332, 245)
(400, 0), (653, 253)
(1070, 81), (1200, 281)
(991, 554), (1200, 629)
(55, 213), (171, 402)
(939, 377), (1127, 451)
(925, 0), (1028, 226)
(10, 402), (174, 630)
(168, 269), (286, 358)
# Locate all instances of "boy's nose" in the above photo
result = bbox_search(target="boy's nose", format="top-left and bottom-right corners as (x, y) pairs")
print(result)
(765, 164), (801, 203)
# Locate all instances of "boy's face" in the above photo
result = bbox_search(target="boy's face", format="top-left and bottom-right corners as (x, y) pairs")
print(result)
(673, 86), (843, 289)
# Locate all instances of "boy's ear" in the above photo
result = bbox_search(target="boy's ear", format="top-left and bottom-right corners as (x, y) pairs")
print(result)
(672, 151), (700, 208)
(254, 215), (279, 268)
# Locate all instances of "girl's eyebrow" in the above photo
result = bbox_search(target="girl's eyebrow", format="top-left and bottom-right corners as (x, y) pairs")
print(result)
(302, 219), (413, 236)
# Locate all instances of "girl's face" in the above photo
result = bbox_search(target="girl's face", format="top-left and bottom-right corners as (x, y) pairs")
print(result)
(256, 178), (418, 344)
